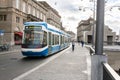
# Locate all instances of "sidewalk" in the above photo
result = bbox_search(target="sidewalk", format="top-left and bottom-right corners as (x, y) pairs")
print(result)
(13, 44), (91, 80)
(0, 45), (21, 54)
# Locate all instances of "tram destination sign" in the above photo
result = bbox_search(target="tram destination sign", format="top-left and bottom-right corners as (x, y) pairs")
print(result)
(25, 26), (42, 31)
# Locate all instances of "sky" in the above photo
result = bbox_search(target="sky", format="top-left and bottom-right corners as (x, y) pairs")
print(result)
(37, 0), (120, 35)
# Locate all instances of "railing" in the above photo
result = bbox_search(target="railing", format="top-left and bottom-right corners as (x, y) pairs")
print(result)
(103, 63), (120, 80)
(103, 41), (120, 45)
(86, 45), (120, 80)
(85, 45), (95, 55)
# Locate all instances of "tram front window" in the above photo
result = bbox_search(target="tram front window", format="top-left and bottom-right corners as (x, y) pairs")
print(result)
(22, 30), (47, 48)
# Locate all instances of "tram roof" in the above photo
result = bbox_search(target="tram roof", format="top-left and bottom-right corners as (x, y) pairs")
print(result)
(24, 22), (47, 28)
(24, 22), (70, 36)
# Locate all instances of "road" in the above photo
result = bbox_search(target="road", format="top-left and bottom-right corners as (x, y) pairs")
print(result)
(0, 46), (119, 80)
(0, 51), (54, 80)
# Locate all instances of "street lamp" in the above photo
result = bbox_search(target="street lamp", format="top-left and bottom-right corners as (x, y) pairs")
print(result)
(110, 6), (120, 11)
(79, 0), (117, 47)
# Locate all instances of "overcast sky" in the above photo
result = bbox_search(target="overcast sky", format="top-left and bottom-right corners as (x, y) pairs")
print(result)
(37, 0), (120, 35)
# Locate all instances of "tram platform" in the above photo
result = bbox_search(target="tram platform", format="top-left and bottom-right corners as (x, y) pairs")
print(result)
(13, 43), (91, 80)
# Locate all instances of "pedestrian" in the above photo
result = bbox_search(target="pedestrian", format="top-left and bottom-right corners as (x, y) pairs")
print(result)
(72, 40), (75, 51)
(78, 41), (80, 45)
(81, 40), (84, 47)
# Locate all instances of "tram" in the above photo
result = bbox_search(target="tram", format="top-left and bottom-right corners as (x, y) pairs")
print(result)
(21, 22), (71, 57)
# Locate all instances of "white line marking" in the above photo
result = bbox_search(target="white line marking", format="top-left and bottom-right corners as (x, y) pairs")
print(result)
(13, 47), (70, 80)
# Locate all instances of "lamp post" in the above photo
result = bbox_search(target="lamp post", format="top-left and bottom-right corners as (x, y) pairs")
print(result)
(95, 0), (105, 55)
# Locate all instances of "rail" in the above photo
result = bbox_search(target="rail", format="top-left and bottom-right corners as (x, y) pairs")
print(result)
(103, 63), (120, 80)
(86, 45), (120, 80)
(85, 45), (95, 55)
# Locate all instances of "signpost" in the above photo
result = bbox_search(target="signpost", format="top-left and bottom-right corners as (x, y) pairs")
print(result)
(0, 30), (4, 44)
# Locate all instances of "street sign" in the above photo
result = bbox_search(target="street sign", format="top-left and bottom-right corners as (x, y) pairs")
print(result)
(0, 30), (4, 36)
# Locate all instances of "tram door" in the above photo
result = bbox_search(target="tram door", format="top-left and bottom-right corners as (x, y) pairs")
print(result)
(48, 32), (52, 54)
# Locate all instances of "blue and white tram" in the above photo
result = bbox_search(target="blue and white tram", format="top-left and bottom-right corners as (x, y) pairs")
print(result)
(21, 22), (71, 57)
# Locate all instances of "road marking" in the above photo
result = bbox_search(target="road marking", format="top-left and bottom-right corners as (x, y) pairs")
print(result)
(13, 47), (70, 80)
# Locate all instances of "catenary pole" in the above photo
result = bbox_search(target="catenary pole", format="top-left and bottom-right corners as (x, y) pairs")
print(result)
(95, 0), (105, 55)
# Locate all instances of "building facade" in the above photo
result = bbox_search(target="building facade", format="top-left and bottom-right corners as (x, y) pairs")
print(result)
(77, 17), (116, 45)
(66, 31), (76, 41)
(77, 17), (93, 43)
(40, 1), (61, 29)
(0, 0), (61, 45)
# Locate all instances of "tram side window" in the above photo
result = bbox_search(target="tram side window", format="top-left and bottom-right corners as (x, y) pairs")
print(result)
(66, 37), (67, 43)
(52, 34), (55, 45)
(55, 35), (59, 45)
(62, 36), (64, 44)
(49, 32), (51, 45)
(62, 36), (63, 44)
(57, 36), (59, 44)
(57, 35), (59, 44)
(65, 37), (67, 43)
(60, 35), (62, 44)
(43, 31), (47, 47)
(54, 35), (57, 45)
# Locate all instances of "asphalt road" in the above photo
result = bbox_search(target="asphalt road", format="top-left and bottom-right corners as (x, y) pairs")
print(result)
(0, 47), (119, 80)
(0, 51), (53, 80)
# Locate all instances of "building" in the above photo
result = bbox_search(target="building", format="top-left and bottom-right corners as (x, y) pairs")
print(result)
(66, 31), (76, 41)
(39, 1), (61, 29)
(77, 17), (93, 43)
(77, 17), (116, 45)
(0, 0), (61, 45)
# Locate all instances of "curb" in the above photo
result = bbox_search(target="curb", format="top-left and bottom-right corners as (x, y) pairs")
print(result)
(0, 50), (21, 55)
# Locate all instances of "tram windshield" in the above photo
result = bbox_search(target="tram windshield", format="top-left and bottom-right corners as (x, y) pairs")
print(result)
(22, 26), (47, 48)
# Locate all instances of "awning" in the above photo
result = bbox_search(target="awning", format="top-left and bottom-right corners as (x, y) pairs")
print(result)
(14, 32), (23, 37)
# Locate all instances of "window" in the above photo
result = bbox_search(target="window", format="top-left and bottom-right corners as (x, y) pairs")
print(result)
(0, 15), (7, 21)
(49, 32), (51, 45)
(37, 10), (39, 18)
(43, 31), (47, 47)
(16, 17), (20, 23)
(43, 14), (46, 21)
(60, 35), (62, 44)
(16, 0), (19, 9)
(55, 35), (59, 45)
(33, 7), (36, 16)
(40, 12), (43, 19)
(28, 5), (31, 14)
(52, 34), (55, 45)
(23, 19), (26, 24)
(22, 1), (26, 13)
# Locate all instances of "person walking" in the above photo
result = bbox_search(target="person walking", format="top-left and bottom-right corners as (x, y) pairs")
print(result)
(81, 40), (84, 47)
(72, 40), (75, 51)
